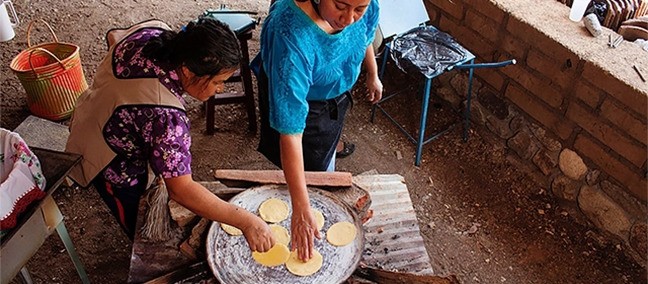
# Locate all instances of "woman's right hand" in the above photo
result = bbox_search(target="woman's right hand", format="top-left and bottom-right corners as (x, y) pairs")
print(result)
(241, 215), (275, 253)
(290, 205), (321, 261)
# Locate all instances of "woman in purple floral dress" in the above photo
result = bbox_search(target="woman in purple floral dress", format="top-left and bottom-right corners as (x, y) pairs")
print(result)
(66, 18), (274, 252)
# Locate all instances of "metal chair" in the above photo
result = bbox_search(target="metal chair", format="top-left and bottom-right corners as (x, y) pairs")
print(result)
(370, 0), (515, 166)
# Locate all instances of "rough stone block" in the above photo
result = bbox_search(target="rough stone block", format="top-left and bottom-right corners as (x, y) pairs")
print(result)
(169, 199), (196, 227)
(450, 72), (482, 101)
(586, 169), (600, 186)
(530, 124), (562, 152)
(507, 129), (540, 160)
(478, 89), (509, 120)
(600, 180), (648, 218)
(533, 149), (558, 176)
(551, 174), (581, 202)
(578, 185), (632, 240)
(559, 149), (587, 180)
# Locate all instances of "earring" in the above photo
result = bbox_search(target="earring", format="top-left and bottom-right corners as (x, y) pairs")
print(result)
(313, 0), (320, 4)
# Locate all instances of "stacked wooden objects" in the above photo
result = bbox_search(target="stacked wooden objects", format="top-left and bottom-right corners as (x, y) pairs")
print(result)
(617, 15), (648, 41)
(602, 0), (647, 31)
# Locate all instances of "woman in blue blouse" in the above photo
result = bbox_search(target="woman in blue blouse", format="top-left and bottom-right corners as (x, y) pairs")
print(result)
(256, 0), (382, 261)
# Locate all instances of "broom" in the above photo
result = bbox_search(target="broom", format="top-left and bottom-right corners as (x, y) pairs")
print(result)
(140, 176), (174, 241)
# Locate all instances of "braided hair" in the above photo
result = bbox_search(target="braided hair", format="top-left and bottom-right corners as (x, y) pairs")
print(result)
(142, 17), (240, 81)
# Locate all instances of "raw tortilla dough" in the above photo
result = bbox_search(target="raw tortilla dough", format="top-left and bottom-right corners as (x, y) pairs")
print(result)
(270, 224), (290, 246)
(251, 243), (290, 267)
(221, 223), (243, 236)
(312, 208), (325, 231)
(326, 221), (356, 246)
(259, 198), (289, 223)
(285, 249), (323, 276)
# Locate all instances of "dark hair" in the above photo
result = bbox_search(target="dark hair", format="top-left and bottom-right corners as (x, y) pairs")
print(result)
(142, 17), (240, 79)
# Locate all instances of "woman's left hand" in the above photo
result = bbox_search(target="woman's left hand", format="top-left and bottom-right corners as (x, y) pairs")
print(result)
(365, 73), (383, 104)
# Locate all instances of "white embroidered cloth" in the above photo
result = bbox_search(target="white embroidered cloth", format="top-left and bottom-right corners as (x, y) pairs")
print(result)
(0, 128), (46, 231)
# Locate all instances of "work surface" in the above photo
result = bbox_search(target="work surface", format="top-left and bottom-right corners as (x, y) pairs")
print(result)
(0, 148), (82, 283)
(128, 174), (433, 283)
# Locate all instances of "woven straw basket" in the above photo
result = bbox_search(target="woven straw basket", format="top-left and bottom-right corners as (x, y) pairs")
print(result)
(9, 20), (88, 121)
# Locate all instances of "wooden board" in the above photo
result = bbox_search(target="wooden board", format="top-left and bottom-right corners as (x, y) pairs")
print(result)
(206, 185), (364, 284)
(214, 169), (353, 187)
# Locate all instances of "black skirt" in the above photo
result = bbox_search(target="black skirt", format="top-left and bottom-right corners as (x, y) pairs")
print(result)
(257, 67), (352, 171)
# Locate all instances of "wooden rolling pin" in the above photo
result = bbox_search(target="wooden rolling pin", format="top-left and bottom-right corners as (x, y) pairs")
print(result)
(214, 169), (353, 187)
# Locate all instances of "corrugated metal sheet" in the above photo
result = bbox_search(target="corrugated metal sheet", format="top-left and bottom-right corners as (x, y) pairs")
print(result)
(354, 174), (434, 275)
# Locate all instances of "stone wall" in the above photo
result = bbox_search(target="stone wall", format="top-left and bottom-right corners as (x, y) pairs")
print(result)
(422, 0), (648, 263)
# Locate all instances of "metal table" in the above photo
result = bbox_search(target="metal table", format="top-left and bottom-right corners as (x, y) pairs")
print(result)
(0, 148), (89, 284)
(370, 25), (515, 166)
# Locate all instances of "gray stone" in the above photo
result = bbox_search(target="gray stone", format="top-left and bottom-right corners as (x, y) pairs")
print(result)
(436, 86), (462, 109)
(586, 170), (600, 186)
(629, 221), (647, 261)
(533, 149), (558, 176)
(559, 149), (588, 180)
(449, 72), (482, 99)
(530, 124), (562, 152)
(485, 119), (513, 139)
(467, 99), (488, 127)
(600, 180), (648, 218)
(507, 129), (540, 160)
(578, 185), (632, 240)
(509, 114), (527, 133)
(477, 89), (509, 120)
(552, 175), (581, 201)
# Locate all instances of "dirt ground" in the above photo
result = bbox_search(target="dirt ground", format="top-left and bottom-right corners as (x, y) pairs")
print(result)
(1, 0), (647, 283)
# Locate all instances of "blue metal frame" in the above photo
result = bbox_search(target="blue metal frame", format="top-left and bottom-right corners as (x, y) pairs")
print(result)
(371, 38), (515, 166)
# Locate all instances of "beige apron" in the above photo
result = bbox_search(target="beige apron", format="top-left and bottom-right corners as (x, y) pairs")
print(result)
(65, 20), (185, 188)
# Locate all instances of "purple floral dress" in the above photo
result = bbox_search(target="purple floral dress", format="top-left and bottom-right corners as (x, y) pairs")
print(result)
(101, 28), (192, 189)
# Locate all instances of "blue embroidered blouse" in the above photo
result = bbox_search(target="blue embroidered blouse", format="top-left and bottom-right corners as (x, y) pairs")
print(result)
(259, 0), (379, 134)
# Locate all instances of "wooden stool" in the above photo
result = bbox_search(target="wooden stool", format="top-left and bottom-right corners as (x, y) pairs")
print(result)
(204, 30), (257, 135)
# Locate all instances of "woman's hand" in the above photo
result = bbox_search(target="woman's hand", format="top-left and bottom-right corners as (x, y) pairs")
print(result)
(290, 205), (321, 261)
(365, 73), (383, 104)
(363, 45), (382, 104)
(241, 215), (276, 253)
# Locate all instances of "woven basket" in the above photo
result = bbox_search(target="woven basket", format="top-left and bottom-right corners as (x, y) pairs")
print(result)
(9, 20), (88, 121)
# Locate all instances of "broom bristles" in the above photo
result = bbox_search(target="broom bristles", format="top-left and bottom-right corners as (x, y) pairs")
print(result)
(141, 177), (174, 241)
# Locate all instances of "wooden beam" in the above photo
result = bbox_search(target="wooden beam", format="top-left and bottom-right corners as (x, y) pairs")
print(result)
(214, 169), (353, 187)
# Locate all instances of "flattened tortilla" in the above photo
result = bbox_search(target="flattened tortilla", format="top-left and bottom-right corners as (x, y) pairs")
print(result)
(285, 249), (323, 276)
(312, 208), (325, 231)
(221, 223), (243, 236)
(251, 243), (290, 267)
(259, 198), (289, 223)
(326, 221), (356, 246)
(270, 224), (290, 246)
